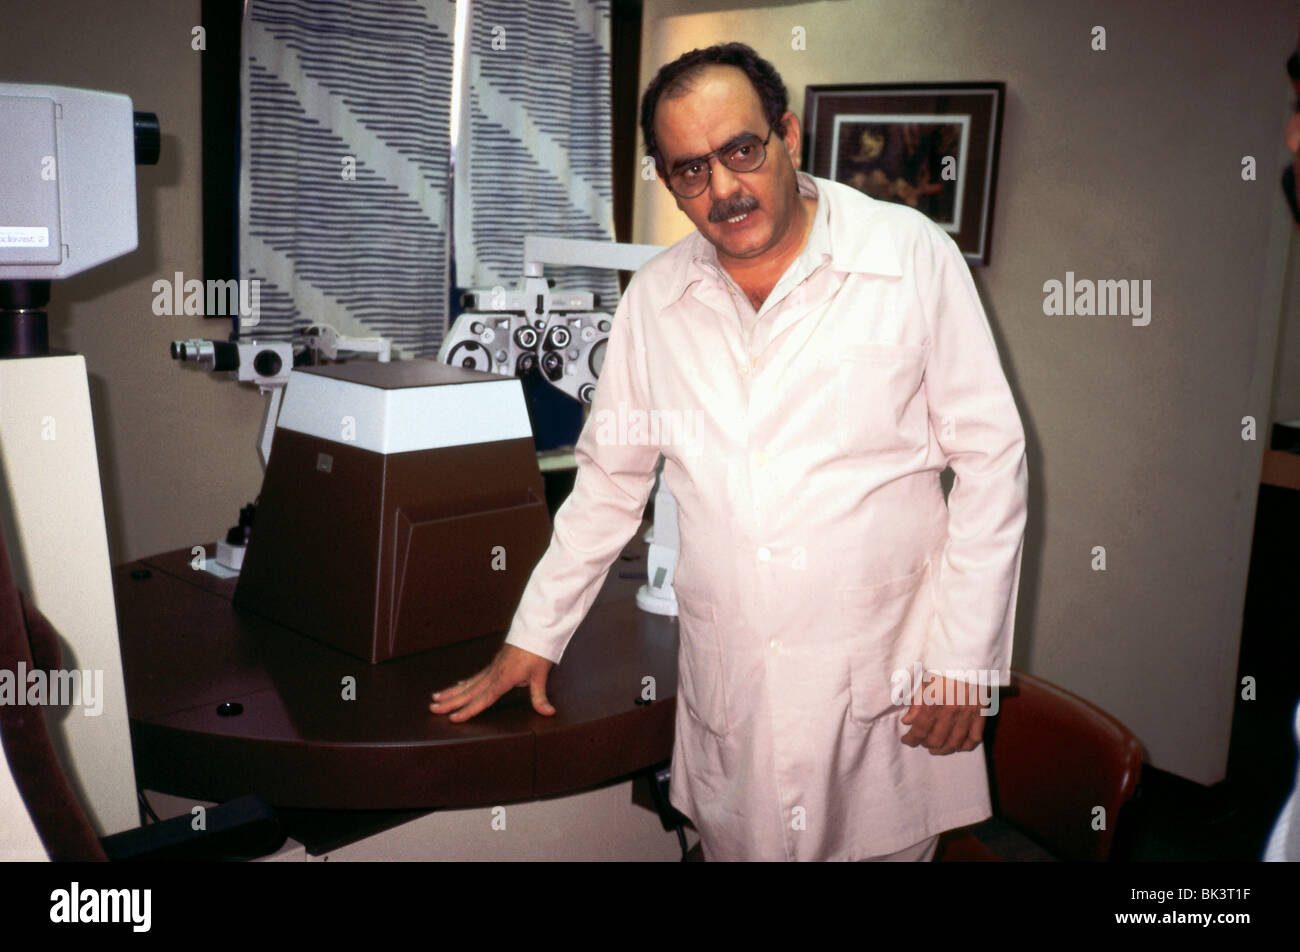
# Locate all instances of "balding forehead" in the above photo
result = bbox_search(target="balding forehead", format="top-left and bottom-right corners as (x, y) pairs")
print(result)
(662, 63), (755, 103)
(653, 65), (764, 141)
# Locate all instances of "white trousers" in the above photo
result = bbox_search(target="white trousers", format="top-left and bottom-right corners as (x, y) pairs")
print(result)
(699, 833), (940, 861)
(859, 834), (940, 862)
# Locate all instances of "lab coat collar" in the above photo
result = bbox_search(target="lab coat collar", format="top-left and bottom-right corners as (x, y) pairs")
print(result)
(660, 172), (905, 311)
(815, 173), (906, 278)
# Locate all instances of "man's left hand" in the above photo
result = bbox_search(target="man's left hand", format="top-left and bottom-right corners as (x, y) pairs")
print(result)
(899, 675), (989, 755)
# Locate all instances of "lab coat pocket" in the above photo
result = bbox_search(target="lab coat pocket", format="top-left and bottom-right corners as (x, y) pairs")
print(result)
(836, 344), (928, 454)
(839, 561), (931, 728)
(675, 594), (730, 738)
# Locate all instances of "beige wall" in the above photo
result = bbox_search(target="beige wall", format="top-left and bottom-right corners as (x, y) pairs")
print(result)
(637, 0), (1298, 785)
(1, 0), (267, 567)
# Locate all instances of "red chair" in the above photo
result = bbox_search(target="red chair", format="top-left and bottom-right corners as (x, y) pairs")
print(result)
(937, 670), (1144, 862)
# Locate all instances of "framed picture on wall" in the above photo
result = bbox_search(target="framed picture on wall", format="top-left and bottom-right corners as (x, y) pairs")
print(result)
(803, 82), (1005, 266)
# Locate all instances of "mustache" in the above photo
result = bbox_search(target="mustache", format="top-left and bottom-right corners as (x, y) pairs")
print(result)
(708, 196), (759, 223)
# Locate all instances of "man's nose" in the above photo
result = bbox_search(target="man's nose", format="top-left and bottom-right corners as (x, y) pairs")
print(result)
(708, 158), (743, 199)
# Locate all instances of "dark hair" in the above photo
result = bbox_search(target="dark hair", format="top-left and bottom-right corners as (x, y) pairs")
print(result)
(640, 42), (789, 169)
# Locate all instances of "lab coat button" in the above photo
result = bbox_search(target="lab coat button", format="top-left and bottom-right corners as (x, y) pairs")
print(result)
(768, 638), (780, 651)
(754, 451), (767, 466)
(739, 363), (750, 376)
(757, 546), (771, 562)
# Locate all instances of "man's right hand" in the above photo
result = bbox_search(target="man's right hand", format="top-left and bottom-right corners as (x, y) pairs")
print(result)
(428, 643), (556, 722)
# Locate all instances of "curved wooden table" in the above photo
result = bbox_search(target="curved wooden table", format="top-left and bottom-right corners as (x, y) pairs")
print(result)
(112, 528), (679, 811)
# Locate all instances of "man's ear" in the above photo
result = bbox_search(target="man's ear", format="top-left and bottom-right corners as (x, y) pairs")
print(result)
(779, 110), (803, 169)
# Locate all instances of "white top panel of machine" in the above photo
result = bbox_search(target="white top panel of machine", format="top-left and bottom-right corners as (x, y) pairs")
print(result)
(275, 369), (533, 453)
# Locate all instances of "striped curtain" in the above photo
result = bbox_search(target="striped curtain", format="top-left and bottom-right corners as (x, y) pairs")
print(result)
(454, 0), (619, 303)
(240, 0), (455, 358)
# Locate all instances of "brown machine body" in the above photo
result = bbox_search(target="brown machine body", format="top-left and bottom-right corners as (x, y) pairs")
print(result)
(233, 360), (552, 663)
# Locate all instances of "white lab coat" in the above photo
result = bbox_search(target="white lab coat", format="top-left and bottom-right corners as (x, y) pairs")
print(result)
(506, 172), (1028, 860)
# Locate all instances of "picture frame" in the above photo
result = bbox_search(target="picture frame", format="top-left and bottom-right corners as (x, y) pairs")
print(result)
(803, 82), (1005, 266)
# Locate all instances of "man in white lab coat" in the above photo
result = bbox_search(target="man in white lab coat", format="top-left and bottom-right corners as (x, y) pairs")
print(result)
(431, 43), (1028, 862)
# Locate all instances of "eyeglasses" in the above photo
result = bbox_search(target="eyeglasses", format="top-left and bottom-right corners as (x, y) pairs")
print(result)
(663, 127), (774, 199)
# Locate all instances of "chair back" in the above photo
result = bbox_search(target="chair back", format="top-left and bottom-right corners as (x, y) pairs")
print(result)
(988, 670), (1144, 862)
